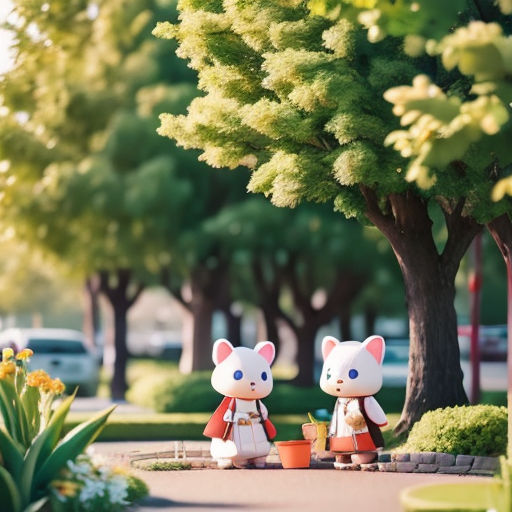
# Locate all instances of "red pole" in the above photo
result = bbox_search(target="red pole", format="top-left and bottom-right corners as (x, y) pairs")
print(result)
(469, 233), (482, 404)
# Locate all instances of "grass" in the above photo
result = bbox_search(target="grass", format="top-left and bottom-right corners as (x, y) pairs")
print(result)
(132, 460), (192, 471)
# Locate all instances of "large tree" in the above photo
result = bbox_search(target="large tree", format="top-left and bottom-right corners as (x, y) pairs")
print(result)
(328, 0), (512, 442)
(153, 0), (502, 432)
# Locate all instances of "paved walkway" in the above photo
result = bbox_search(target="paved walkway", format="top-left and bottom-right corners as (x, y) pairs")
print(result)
(92, 441), (491, 512)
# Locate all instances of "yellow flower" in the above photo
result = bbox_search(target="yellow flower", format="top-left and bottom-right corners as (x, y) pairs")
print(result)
(16, 348), (34, 360)
(2, 348), (14, 361)
(52, 479), (80, 498)
(50, 378), (65, 395)
(0, 361), (15, 380)
(27, 369), (51, 390)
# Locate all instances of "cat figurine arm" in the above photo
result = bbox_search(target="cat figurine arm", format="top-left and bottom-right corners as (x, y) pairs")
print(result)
(363, 396), (388, 427)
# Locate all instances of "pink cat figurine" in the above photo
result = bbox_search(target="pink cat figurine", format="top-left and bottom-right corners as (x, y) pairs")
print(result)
(320, 335), (388, 469)
(204, 339), (277, 469)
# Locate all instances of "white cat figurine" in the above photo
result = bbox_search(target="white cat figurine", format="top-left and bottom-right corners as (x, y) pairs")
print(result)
(320, 335), (388, 469)
(203, 339), (277, 469)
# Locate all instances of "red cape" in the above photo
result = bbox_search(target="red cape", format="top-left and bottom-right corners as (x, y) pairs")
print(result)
(203, 397), (277, 441)
(203, 397), (233, 439)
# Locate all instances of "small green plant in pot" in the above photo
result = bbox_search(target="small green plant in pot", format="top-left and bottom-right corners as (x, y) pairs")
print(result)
(0, 348), (116, 512)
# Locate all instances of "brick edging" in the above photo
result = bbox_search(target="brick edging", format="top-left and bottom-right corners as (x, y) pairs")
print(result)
(373, 452), (498, 476)
(126, 442), (499, 475)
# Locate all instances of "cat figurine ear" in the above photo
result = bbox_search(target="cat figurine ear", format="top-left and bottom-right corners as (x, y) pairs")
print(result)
(321, 336), (340, 361)
(212, 338), (234, 366)
(362, 335), (385, 365)
(254, 341), (275, 365)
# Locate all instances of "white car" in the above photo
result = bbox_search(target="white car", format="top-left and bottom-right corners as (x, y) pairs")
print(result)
(0, 328), (100, 396)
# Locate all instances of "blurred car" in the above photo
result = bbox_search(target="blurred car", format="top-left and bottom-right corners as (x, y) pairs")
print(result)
(458, 324), (507, 362)
(0, 328), (100, 396)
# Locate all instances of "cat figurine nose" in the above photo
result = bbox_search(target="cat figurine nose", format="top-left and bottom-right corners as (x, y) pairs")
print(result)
(337, 379), (343, 384)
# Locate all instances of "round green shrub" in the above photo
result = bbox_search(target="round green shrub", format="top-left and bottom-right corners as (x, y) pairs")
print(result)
(403, 405), (507, 456)
(125, 474), (149, 503)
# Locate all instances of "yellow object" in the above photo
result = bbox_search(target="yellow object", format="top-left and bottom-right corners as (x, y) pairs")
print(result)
(51, 480), (80, 498)
(50, 378), (65, 395)
(27, 369), (52, 391)
(400, 481), (500, 511)
(306, 412), (328, 451)
(0, 361), (15, 379)
(16, 348), (34, 360)
(2, 347), (14, 361)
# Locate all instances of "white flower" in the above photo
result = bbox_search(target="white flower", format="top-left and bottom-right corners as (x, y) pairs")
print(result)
(79, 477), (106, 503)
(67, 459), (92, 476)
(106, 475), (129, 505)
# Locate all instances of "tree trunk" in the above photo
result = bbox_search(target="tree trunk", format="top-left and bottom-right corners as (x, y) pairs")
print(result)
(223, 308), (242, 347)
(252, 259), (285, 357)
(294, 323), (320, 387)
(177, 266), (228, 373)
(339, 306), (352, 341)
(99, 269), (144, 400)
(364, 306), (377, 338)
(361, 189), (481, 433)
(111, 303), (129, 400)
(394, 248), (468, 433)
(486, 214), (512, 459)
(179, 297), (214, 373)
(83, 275), (101, 349)
(260, 304), (281, 358)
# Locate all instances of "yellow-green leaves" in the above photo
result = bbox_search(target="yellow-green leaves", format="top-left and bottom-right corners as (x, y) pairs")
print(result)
(492, 176), (512, 202)
(498, 0), (512, 15)
(437, 22), (512, 82)
(384, 75), (510, 188)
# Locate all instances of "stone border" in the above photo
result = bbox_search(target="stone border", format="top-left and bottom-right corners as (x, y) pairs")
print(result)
(126, 442), (499, 475)
(375, 452), (498, 476)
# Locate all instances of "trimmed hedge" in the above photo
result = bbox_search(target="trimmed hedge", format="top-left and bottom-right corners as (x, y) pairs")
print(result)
(65, 412), (307, 441)
(125, 370), (406, 414)
(403, 405), (507, 457)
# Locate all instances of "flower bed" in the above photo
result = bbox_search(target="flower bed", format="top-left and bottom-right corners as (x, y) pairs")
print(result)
(0, 348), (148, 512)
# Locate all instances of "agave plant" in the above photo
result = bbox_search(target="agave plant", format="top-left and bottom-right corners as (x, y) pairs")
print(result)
(0, 348), (114, 512)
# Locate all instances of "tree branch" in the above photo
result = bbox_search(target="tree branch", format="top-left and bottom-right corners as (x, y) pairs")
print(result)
(283, 255), (311, 314)
(360, 185), (394, 234)
(441, 198), (482, 278)
(127, 282), (145, 308)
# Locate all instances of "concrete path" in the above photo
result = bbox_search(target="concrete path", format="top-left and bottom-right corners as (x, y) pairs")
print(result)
(92, 441), (491, 512)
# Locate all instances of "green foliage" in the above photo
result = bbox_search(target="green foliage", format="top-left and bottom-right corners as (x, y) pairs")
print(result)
(126, 363), (408, 414)
(64, 412), (211, 440)
(158, 0), (512, 222)
(403, 405), (508, 456)
(157, 0), (409, 212)
(0, 356), (114, 512)
(0, 0), (212, 284)
(125, 474), (149, 502)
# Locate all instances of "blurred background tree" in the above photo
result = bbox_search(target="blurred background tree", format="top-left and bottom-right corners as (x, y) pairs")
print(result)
(0, 0), (210, 398)
(208, 198), (395, 385)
